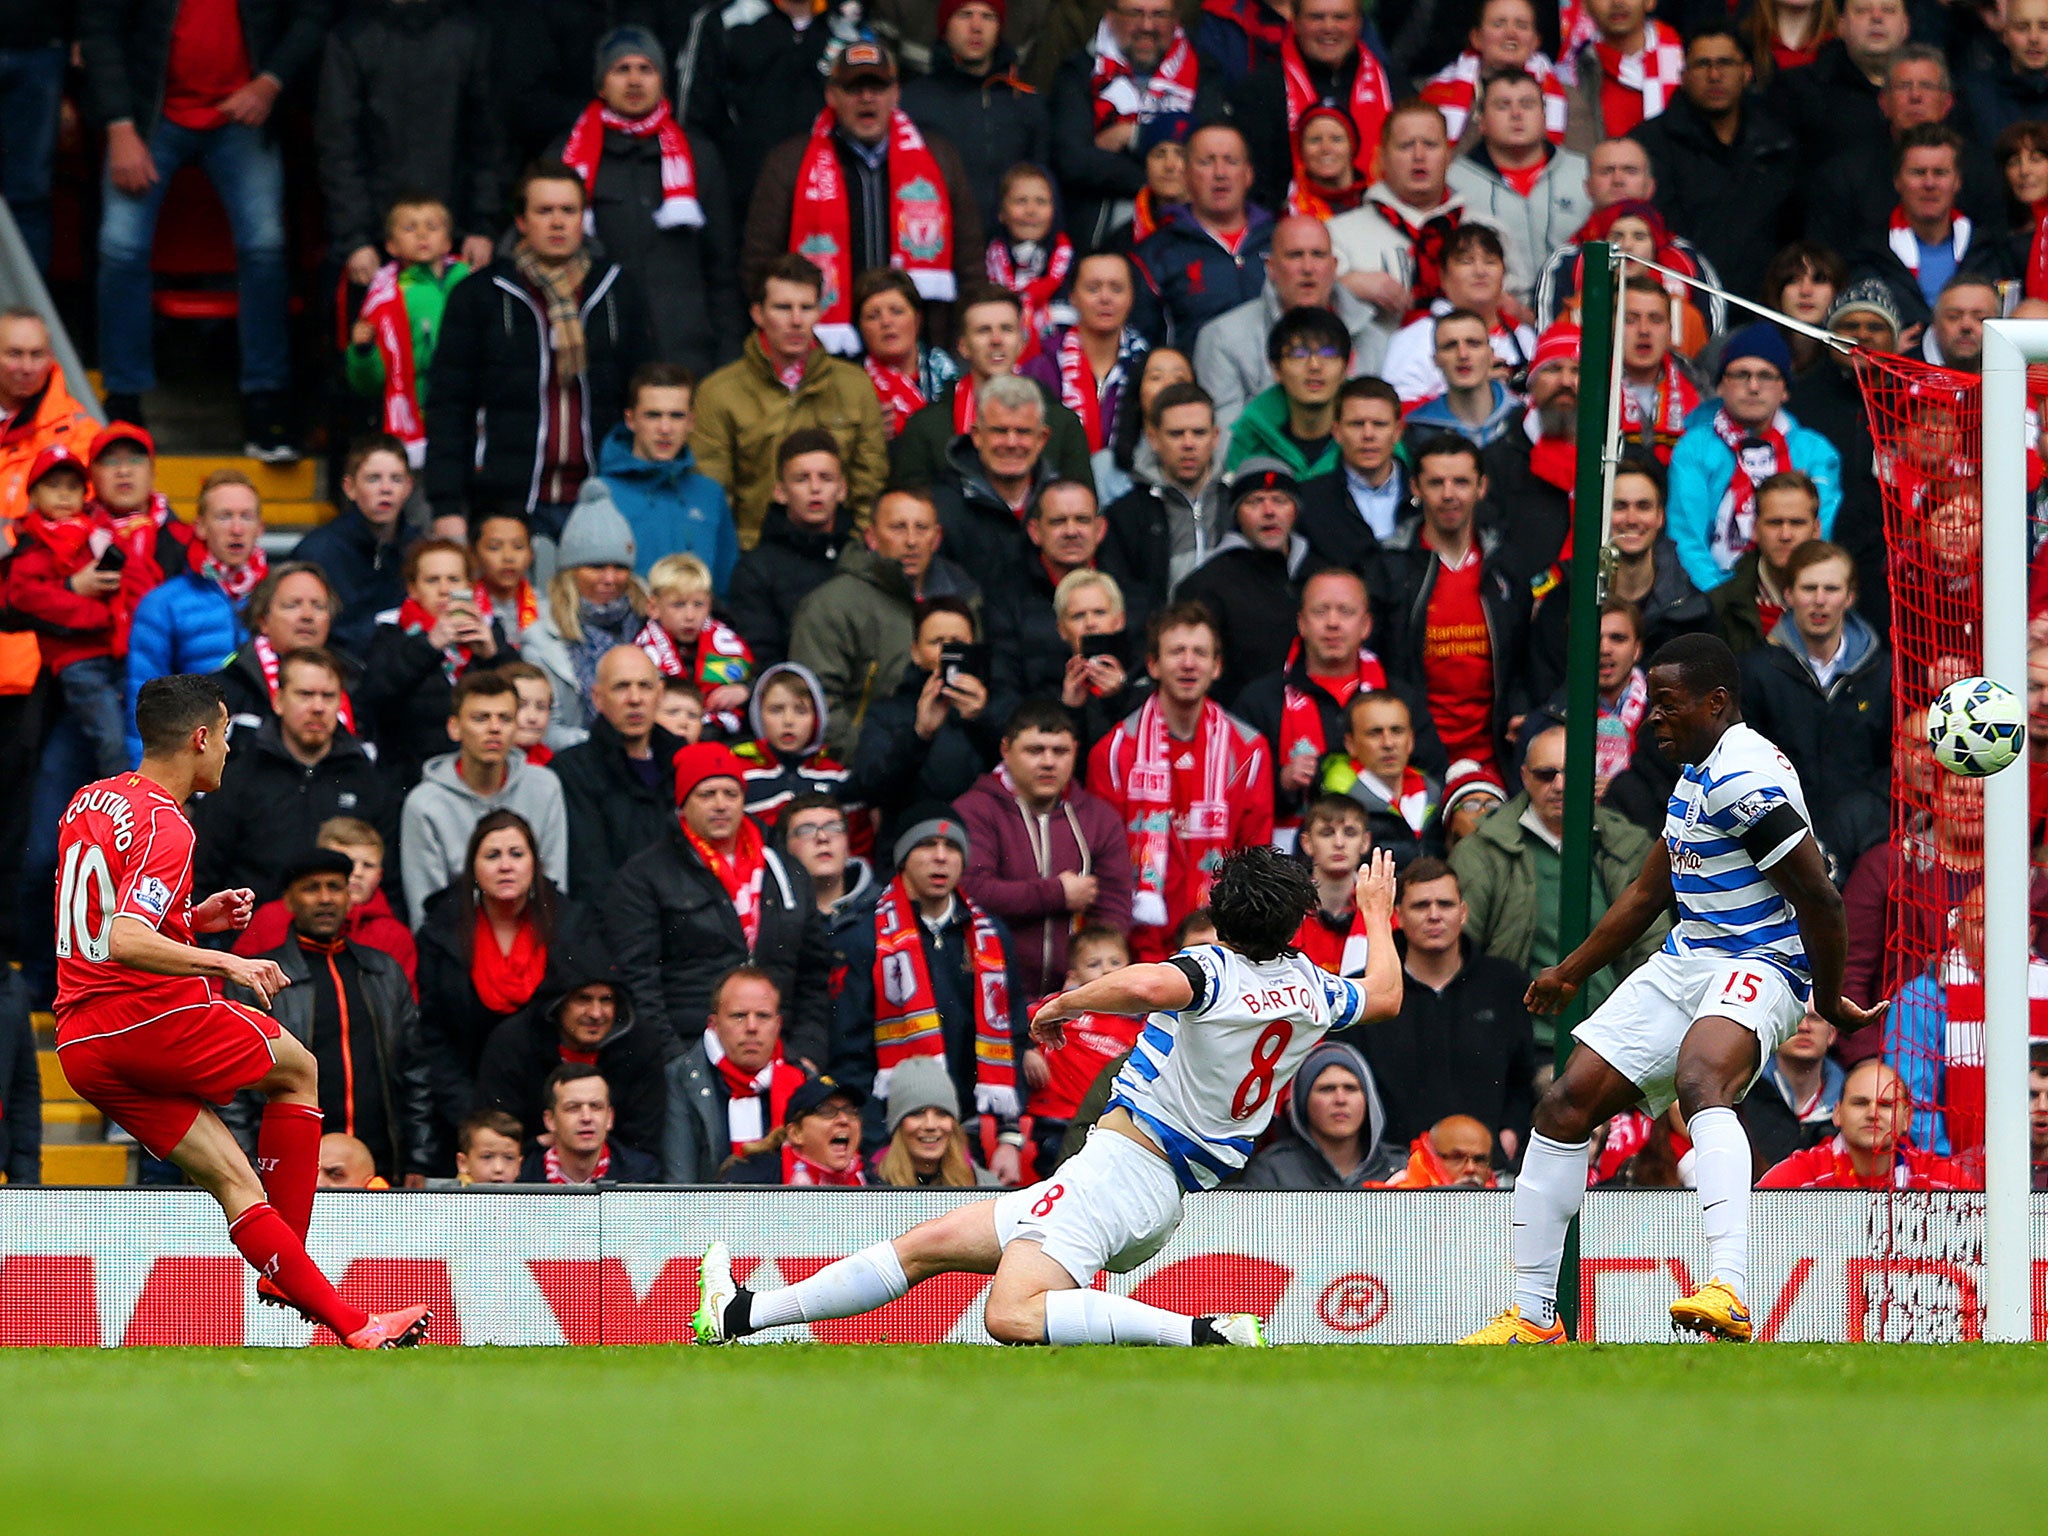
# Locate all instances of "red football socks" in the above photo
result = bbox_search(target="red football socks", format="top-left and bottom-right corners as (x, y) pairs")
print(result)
(229, 1203), (369, 1339)
(256, 1102), (322, 1241)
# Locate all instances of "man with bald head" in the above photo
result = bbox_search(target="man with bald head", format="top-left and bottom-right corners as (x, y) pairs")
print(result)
(1378, 1113), (1499, 1187)
(1758, 1058), (1971, 1188)
(551, 644), (685, 900)
(1193, 214), (1388, 429)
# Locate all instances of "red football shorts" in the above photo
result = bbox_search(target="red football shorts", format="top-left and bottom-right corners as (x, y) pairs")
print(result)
(57, 1000), (283, 1159)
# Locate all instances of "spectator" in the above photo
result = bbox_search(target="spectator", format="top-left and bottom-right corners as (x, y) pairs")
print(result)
(690, 253), (891, 548)
(734, 662), (862, 835)
(477, 936), (666, 1166)
(425, 161), (649, 540)
(289, 434), (412, 662)
(1610, 276), (1700, 463)
(955, 698), (1134, 1000)
(1047, 0), (1224, 250)
(399, 671), (569, 926)
(656, 676), (704, 744)
(1294, 377), (1406, 572)
(357, 540), (513, 792)
(1229, 0), (1394, 216)
(726, 431), (858, 672)
(902, 0), (1050, 227)
(220, 849), (429, 1185)
(1195, 213), (1387, 431)
(1629, 23), (1801, 303)
(1225, 307), (1350, 478)
(1960, 0), (2048, 148)
(232, 815), (417, 993)
(1237, 1039), (1392, 1187)
(1843, 773), (1982, 1029)
(1532, 176), (1725, 338)
(1047, 568), (1152, 759)
(1748, 0), (1838, 79)
(984, 164), (1072, 358)
(1559, 0), (1685, 152)
(1403, 308), (1518, 448)
(81, 0), (322, 458)
(597, 363), (739, 589)
(1378, 435), (1532, 774)
(871, 1054), (999, 1186)
(1176, 458), (1326, 704)
(1852, 125), (2014, 330)
(452, 1109), (524, 1186)
(317, 1135), (385, 1189)
(1533, 596), (1679, 832)
(856, 266), (966, 440)
(1667, 323), (1842, 593)
(81, 418), (189, 594)
(776, 793), (880, 932)
(1420, 0), (1567, 150)
(414, 810), (588, 1159)
(831, 807), (1027, 1179)
(1378, 223), (1535, 408)
(790, 488), (982, 760)
(608, 741), (834, 1062)
(741, 42), (982, 353)
(505, 662), (557, 767)
(923, 373), (1068, 594)
(1373, 1114), (1499, 1187)
(1921, 273), (2000, 373)
(1284, 104), (1369, 219)
(635, 552), (754, 726)
(1318, 690), (1444, 868)
(1742, 1008), (1843, 1172)
(984, 478), (1133, 699)
(315, 6), (501, 287)
(850, 595), (1009, 846)
(661, 965), (810, 1184)
(1093, 343), (1197, 502)
(1326, 102), (1466, 322)
(1134, 122), (1275, 347)
(123, 469), (263, 763)
(1101, 381), (1231, 609)
(1022, 253), (1150, 456)
(1441, 758), (1507, 852)
(1710, 469), (1823, 655)
(1449, 722), (1663, 1046)
(1019, 925), (1136, 1174)
(552, 645), (684, 903)
(1756, 1059), (1969, 1190)
(0, 309), (94, 549)
(720, 1074), (868, 1185)
(1478, 321), (1576, 590)
(1448, 68), (1592, 309)
(216, 563), (346, 741)
(520, 483), (649, 750)
(549, 27), (741, 378)
(1088, 602), (1274, 956)
(194, 648), (396, 907)
(518, 1064), (663, 1184)
(0, 965), (39, 1183)
(1289, 793), (1372, 972)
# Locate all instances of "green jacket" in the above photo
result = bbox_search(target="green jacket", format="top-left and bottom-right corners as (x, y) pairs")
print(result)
(1225, 385), (1340, 478)
(1708, 548), (1773, 657)
(1448, 791), (1668, 1023)
(343, 259), (470, 405)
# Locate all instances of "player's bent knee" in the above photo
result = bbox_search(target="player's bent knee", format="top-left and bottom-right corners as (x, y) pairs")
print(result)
(1532, 1082), (1595, 1144)
(982, 1291), (1047, 1345)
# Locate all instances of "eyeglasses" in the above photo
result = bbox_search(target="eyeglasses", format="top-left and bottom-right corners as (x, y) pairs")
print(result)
(1721, 368), (1782, 386)
(786, 820), (848, 842)
(1282, 344), (1345, 362)
(1525, 766), (1564, 784)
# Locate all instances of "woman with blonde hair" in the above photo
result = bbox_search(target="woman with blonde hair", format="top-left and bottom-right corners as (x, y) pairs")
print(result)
(871, 1056), (998, 1189)
(518, 482), (648, 748)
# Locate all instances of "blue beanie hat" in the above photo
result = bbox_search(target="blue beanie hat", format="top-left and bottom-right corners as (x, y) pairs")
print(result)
(1717, 321), (1793, 383)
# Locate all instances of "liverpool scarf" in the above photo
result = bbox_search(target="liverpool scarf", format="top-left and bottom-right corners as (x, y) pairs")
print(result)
(1281, 36), (1390, 186)
(1587, 20), (1683, 136)
(356, 261), (445, 468)
(252, 632), (356, 733)
(1708, 406), (1792, 573)
(1619, 354), (1699, 458)
(789, 108), (955, 354)
(705, 1026), (805, 1150)
(1123, 694), (1234, 931)
(478, 580), (539, 639)
(986, 234), (1073, 360)
(1595, 667), (1648, 782)
(192, 540), (268, 603)
(542, 1142), (612, 1184)
(560, 99), (704, 230)
(1089, 15), (1200, 128)
(685, 814), (767, 948)
(865, 356), (928, 437)
(1278, 641), (1388, 821)
(871, 880), (1017, 1118)
(1053, 325), (1127, 452)
(398, 595), (475, 685)
(1421, 49), (1568, 143)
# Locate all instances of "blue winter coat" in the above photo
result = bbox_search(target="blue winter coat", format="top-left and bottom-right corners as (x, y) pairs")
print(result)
(1131, 202), (1275, 350)
(596, 424), (738, 591)
(124, 569), (246, 763)
(1665, 403), (1841, 592)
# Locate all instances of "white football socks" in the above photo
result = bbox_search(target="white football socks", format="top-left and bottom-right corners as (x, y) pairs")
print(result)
(1042, 1289), (1197, 1346)
(1512, 1132), (1592, 1329)
(745, 1241), (910, 1331)
(1688, 1106), (1752, 1306)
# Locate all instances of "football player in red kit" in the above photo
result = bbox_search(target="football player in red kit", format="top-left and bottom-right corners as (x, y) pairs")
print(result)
(53, 673), (430, 1348)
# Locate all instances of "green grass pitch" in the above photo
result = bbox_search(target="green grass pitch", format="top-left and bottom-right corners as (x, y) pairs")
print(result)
(7, 1344), (2047, 1534)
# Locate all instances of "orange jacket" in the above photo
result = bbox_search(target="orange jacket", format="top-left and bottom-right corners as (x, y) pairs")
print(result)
(0, 364), (99, 693)
(1371, 1133), (1500, 1189)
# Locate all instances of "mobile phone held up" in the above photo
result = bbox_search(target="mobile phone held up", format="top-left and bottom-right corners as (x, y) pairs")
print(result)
(938, 641), (990, 688)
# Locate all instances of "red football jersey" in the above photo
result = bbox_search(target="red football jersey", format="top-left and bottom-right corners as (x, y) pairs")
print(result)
(53, 772), (217, 1037)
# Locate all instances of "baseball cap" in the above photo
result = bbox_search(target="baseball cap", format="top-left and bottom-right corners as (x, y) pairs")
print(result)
(782, 1075), (866, 1125)
(831, 41), (897, 85)
(90, 420), (156, 464)
(27, 444), (86, 488)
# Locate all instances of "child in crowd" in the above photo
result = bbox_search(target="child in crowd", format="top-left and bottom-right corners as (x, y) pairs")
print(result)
(1292, 794), (1373, 976)
(637, 551), (753, 729)
(345, 195), (469, 470)
(452, 1109), (525, 1186)
(358, 538), (510, 789)
(984, 164), (1073, 361)
(657, 675), (705, 743)
(473, 511), (541, 648)
(502, 659), (557, 766)
(732, 662), (869, 850)
(233, 816), (418, 991)
(1127, 115), (1191, 246)
(1024, 926), (1139, 1178)
(725, 430), (854, 669)
(4, 446), (137, 775)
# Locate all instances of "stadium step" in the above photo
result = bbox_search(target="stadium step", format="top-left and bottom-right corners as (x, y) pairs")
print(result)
(39, 1048), (79, 1105)
(40, 1101), (105, 1143)
(41, 1142), (134, 1185)
(155, 454), (334, 530)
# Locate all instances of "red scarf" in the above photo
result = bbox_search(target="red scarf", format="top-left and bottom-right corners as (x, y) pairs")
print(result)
(1121, 694), (1236, 930)
(871, 880), (1017, 1117)
(1527, 411), (1576, 494)
(560, 99), (703, 230)
(986, 235), (1074, 360)
(865, 356), (928, 438)
(1292, 904), (1369, 977)
(2028, 201), (2048, 302)
(1364, 761), (1436, 836)
(1281, 36), (1390, 187)
(705, 1027), (805, 1151)
(477, 580), (539, 638)
(471, 913), (546, 1015)
(1054, 326), (1109, 452)
(1421, 49), (1568, 143)
(636, 614), (753, 690)
(542, 1142), (613, 1185)
(399, 595), (472, 684)
(191, 541), (267, 603)
(1618, 354), (1699, 460)
(1588, 20), (1684, 136)
(1596, 667), (1648, 781)
(1089, 16), (1200, 129)
(25, 508), (93, 567)
(789, 108), (955, 353)
(1708, 407), (1792, 574)
(783, 1144), (865, 1185)
(1278, 641), (1387, 827)
(1369, 195), (1462, 319)
(685, 815), (767, 948)
(357, 261), (438, 468)
(1889, 204), (1972, 276)
(253, 632), (356, 733)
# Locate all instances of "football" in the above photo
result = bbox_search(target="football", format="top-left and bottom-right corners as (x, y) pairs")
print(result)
(1927, 675), (2027, 777)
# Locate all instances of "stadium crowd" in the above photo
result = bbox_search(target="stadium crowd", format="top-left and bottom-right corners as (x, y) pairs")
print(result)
(5, 0), (2048, 1197)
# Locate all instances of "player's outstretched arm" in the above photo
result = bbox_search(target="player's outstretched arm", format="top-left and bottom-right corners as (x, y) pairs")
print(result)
(1030, 963), (1197, 1047)
(1353, 849), (1403, 1023)
(1526, 840), (1674, 1015)
(1763, 832), (1886, 1034)
(109, 916), (290, 1005)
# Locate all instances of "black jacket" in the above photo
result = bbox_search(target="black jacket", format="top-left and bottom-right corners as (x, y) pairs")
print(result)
(605, 822), (833, 1064)
(982, 544), (1141, 702)
(1047, 42), (1228, 250)
(1811, 133), (2008, 291)
(723, 505), (854, 670)
(1173, 533), (1328, 709)
(0, 968), (39, 1184)
(489, 0), (616, 161)
(543, 116), (742, 377)
(79, 0), (328, 134)
(1476, 428), (1572, 592)
(1232, 651), (1446, 826)
(1738, 622), (1891, 835)
(286, 508), (406, 662)
(217, 641), (363, 743)
(1294, 464), (1403, 580)
(191, 719), (396, 905)
(1630, 93), (1800, 303)
(1528, 541), (1713, 703)
(1770, 37), (1886, 169)
(1337, 935), (1538, 1154)
(223, 934), (432, 1178)
(1960, 53), (2048, 148)
(354, 619), (514, 796)
(551, 718), (685, 904)
(315, 0), (506, 260)
(922, 442), (1061, 597)
(660, 1040), (727, 1184)
(848, 662), (1014, 849)
(711, 2), (835, 210)
(901, 43), (1051, 228)
(423, 257), (650, 517)
(1851, 220), (2017, 332)
(1786, 358), (1887, 637)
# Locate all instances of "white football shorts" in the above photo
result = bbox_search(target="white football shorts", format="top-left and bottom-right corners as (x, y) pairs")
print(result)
(1573, 949), (1806, 1118)
(992, 1125), (1184, 1284)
